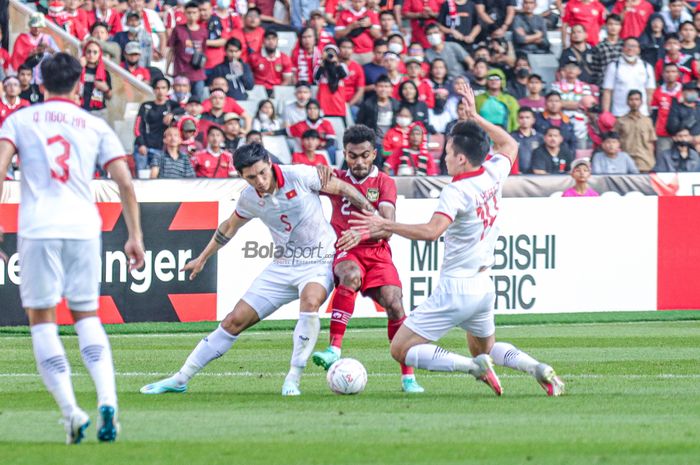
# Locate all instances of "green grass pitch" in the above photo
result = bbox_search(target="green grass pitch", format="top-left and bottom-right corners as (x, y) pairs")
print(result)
(1, 312), (700, 465)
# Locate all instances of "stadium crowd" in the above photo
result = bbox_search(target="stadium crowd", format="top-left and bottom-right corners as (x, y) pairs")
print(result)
(2, 0), (700, 180)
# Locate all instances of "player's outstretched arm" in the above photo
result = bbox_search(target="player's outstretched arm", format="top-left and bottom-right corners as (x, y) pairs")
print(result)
(106, 159), (146, 270)
(349, 210), (452, 242)
(182, 210), (250, 280)
(321, 177), (377, 214)
(454, 80), (519, 166)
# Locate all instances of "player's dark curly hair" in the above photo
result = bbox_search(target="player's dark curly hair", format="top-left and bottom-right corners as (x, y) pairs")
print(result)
(449, 121), (490, 167)
(343, 124), (376, 148)
(41, 53), (83, 95)
(233, 143), (271, 173)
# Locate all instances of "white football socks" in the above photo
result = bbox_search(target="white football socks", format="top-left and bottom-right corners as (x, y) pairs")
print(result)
(30, 323), (79, 419)
(405, 344), (480, 375)
(74, 316), (117, 408)
(490, 342), (539, 376)
(174, 325), (238, 385)
(285, 312), (320, 385)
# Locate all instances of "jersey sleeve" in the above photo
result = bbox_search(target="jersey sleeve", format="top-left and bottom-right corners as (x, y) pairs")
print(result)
(234, 190), (256, 219)
(487, 153), (512, 183)
(295, 164), (322, 192)
(378, 175), (398, 208)
(98, 123), (128, 168)
(0, 113), (18, 150)
(435, 184), (465, 223)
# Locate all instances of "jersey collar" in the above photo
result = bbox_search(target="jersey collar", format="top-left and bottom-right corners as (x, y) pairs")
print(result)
(46, 96), (80, 107)
(272, 163), (285, 189)
(452, 167), (485, 182)
(348, 165), (378, 184)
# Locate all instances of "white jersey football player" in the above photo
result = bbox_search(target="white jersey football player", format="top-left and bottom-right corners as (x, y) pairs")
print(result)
(0, 53), (145, 444)
(140, 143), (375, 396)
(351, 81), (564, 397)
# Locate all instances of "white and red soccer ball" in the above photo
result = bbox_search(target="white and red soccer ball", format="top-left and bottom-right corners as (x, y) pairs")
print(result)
(327, 358), (367, 395)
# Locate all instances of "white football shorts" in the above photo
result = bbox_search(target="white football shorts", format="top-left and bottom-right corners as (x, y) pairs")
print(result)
(242, 261), (335, 319)
(404, 272), (496, 341)
(19, 237), (101, 311)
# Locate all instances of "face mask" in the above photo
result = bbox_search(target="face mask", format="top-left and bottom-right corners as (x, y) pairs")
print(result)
(217, 0), (231, 8)
(396, 116), (411, 128)
(516, 68), (529, 79)
(622, 53), (637, 63)
(297, 97), (309, 106)
(388, 43), (403, 54)
(427, 34), (442, 46)
(128, 26), (140, 35)
(675, 140), (693, 148)
(174, 92), (189, 101)
(259, 113), (270, 121)
(685, 92), (698, 103)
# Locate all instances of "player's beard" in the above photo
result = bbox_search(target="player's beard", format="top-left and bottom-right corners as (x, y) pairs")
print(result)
(350, 164), (370, 180)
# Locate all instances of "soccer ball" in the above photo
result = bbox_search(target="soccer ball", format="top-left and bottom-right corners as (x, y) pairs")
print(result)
(327, 358), (367, 395)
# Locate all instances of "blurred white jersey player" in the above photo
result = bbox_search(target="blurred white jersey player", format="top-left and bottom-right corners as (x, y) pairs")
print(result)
(0, 53), (145, 444)
(140, 143), (375, 397)
(352, 81), (564, 397)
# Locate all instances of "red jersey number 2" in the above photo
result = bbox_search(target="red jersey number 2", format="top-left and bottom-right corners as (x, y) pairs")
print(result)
(476, 196), (499, 240)
(48, 135), (71, 183)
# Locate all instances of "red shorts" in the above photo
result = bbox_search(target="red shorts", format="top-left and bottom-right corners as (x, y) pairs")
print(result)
(333, 244), (402, 294)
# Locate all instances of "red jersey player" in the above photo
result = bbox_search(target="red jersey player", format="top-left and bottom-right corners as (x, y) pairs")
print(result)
(311, 124), (424, 393)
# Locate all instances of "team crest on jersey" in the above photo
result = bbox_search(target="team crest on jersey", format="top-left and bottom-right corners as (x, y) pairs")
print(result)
(366, 188), (379, 202)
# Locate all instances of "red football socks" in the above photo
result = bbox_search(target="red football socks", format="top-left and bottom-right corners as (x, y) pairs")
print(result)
(388, 316), (414, 376)
(329, 285), (357, 349)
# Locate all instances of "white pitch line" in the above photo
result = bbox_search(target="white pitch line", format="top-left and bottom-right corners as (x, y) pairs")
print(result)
(1, 372), (699, 379)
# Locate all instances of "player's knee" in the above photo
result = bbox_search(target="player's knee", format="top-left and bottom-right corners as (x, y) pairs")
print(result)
(384, 300), (404, 321)
(220, 310), (251, 336)
(338, 271), (362, 290)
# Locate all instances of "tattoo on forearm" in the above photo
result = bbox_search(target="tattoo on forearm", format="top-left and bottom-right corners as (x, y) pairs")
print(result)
(214, 227), (232, 246)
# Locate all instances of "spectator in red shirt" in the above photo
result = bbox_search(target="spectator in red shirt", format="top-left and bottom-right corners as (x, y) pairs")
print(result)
(66, 0), (91, 39)
(80, 40), (112, 115)
(168, 1), (208, 101)
(202, 87), (238, 126)
(11, 13), (60, 72)
(291, 27), (322, 84)
(47, 0), (89, 41)
(242, 7), (265, 56)
(402, 0), (441, 49)
(612, 0), (654, 39)
(309, 10), (335, 49)
(655, 34), (699, 84)
(393, 57), (435, 109)
(122, 42), (151, 82)
(288, 99), (337, 163)
(384, 123), (438, 175)
(249, 30), (293, 95)
(338, 37), (366, 111)
(335, 0), (381, 65)
(202, 77), (253, 130)
(190, 126), (237, 177)
(164, 0), (187, 34)
(0, 77), (30, 126)
(315, 44), (348, 118)
(382, 105), (415, 156)
(382, 51), (404, 91)
(177, 115), (203, 155)
(562, 0), (607, 47)
(651, 62), (683, 155)
(292, 129), (330, 166)
(88, 0), (122, 36)
(201, 0), (241, 78)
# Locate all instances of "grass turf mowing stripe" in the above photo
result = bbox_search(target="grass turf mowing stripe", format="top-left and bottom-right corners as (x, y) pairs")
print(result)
(0, 310), (699, 336)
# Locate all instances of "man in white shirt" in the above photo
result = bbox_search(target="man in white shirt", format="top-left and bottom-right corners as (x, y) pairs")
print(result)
(140, 144), (376, 397)
(0, 53), (145, 444)
(351, 81), (565, 397)
(602, 37), (656, 117)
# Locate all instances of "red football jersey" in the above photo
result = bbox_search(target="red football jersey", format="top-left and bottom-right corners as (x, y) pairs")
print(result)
(328, 167), (397, 248)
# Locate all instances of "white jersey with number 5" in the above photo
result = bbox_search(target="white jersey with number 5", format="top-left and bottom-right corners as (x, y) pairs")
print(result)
(435, 153), (511, 278)
(0, 98), (126, 240)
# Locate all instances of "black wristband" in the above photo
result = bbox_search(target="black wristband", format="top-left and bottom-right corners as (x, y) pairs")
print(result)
(214, 227), (232, 246)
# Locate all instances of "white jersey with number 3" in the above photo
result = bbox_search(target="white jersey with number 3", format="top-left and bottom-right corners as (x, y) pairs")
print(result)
(0, 98), (126, 240)
(435, 153), (511, 278)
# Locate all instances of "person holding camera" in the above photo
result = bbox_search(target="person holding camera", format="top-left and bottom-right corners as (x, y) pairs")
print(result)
(168, 1), (208, 101)
(315, 43), (349, 120)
